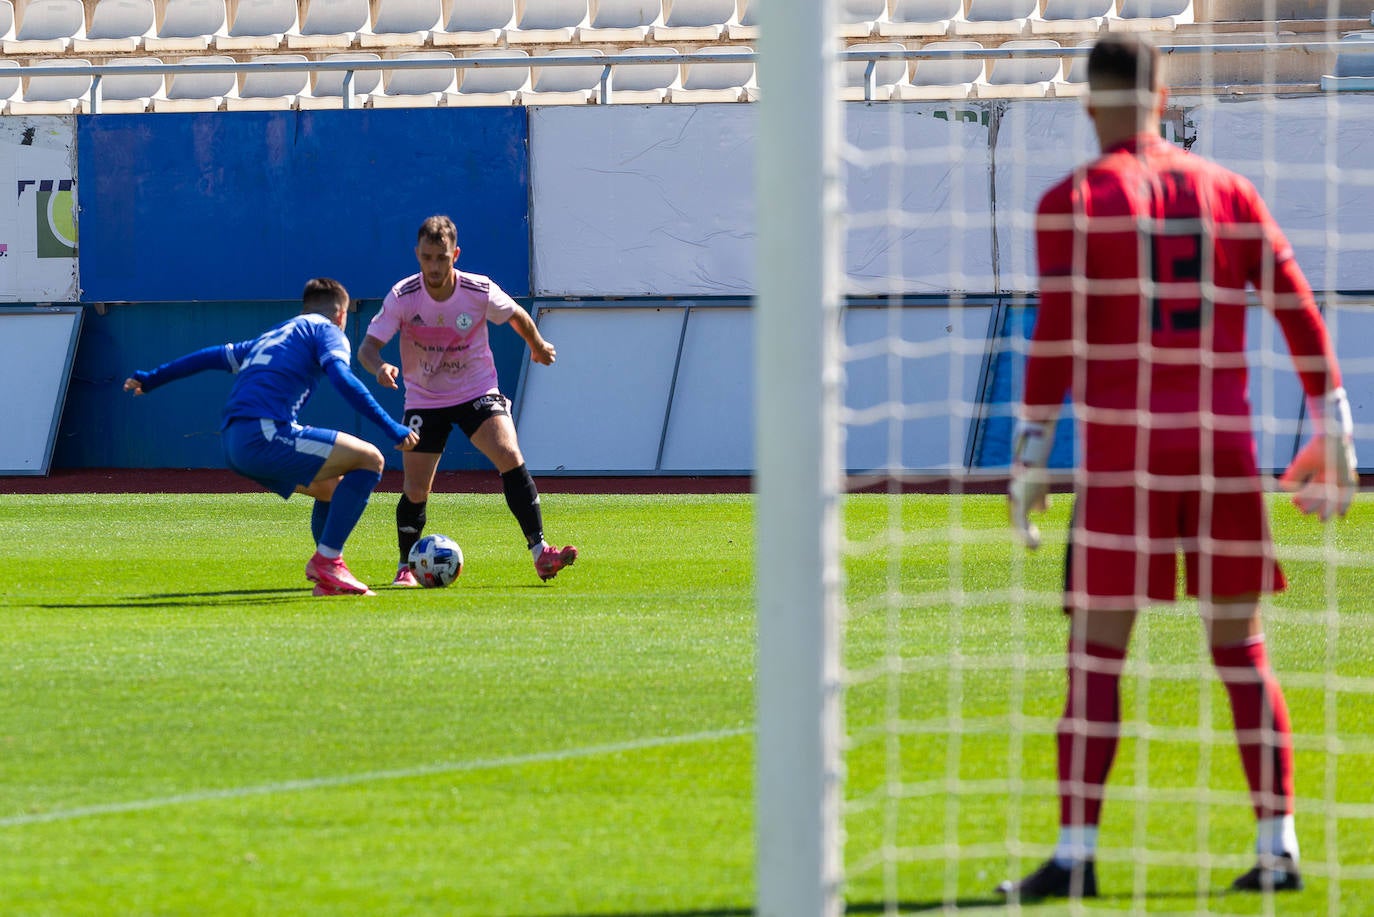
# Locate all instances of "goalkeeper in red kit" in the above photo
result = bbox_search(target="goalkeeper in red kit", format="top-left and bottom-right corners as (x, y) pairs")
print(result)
(999, 33), (1358, 901)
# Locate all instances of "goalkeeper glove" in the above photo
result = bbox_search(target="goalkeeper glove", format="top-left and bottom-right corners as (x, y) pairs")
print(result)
(1009, 417), (1055, 550)
(1281, 387), (1359, 522)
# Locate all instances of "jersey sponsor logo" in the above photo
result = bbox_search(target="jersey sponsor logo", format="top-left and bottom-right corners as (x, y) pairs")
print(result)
(421, 357), (465, 376)
(456, 313), (474, 331)
(409, 313), (424, 325)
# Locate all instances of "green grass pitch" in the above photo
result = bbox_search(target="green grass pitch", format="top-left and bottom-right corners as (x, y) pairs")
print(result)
(1, 490), (1371, 915)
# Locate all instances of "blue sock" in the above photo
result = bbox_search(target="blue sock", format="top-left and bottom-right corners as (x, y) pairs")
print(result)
(318, 469), (381, 555)
(311, 500), (330, 546)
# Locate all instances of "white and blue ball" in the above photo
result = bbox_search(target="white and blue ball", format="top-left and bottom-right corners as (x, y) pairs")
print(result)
(407, 534), (463, 588)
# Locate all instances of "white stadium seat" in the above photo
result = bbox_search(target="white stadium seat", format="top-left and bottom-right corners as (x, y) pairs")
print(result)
(838, 0), (885, 39)
(669, 44), (755, 102)
(606, 45), (678, 102)
(975, 37), (1061, 97)
(954, 0), (1037, 36)
(74, 0), (157, 52)
(0, 0), (14, 40)
(523, 47), (602, 104)
(288, 0), (369, 48)
(368, 49), (455, 106)
(360, 0), (441, 47)
(431, 0), (512, 46)
(841, 41), (909, 101)
(4, 0), (86, 54)
(878, 0), (964, 39)
(0, 59), (19, 112)
(145, 0), (227, 51)
(1052, 38), (1093, 95)
(1322, 31), (1374, 91)
(577, 0), (661, 42)
(1032, 0), (1114, 35)
(223, 51), (307, 108)
(1109, 0), (1193, 31)
(893, 39), (986, 98)
(727, 0), (756, 41)
(652, 0), (734, 42)
(298, 50), (381, 106)
(445, 47), (528, 104)
(215, 0), (298, 50)
(92, 56), (166, 112)
(152, 53), (236, 110)
(506, 0), (588, 45)
(9, 57), (92, 114)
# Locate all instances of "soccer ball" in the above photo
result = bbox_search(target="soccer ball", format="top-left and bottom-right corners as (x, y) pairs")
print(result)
(407, 534), (463, 588)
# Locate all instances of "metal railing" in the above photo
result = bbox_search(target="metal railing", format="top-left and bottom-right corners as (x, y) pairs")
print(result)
(1, 39), (1369, 114)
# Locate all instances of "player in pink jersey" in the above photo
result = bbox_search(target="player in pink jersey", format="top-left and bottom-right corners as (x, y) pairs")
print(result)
(1000, 34), (1358, 901)
(358, 215), (577, 585)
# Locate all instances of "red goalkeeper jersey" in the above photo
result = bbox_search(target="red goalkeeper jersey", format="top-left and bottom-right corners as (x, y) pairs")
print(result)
(1026, 133), (1338, 473)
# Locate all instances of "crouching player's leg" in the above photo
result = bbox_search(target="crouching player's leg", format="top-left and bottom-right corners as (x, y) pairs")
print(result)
(223, 419), (384, 597)
(298, 431), (386, 596)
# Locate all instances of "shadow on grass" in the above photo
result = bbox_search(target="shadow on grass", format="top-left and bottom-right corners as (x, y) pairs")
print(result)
(32, 588), (312, 609)
(846, 885), (1244, 911)
(509, 909), (751, 917)
(511, 886), (1224, 917)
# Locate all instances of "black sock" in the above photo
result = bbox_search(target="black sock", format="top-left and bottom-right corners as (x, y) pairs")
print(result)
(501, 464), (544, 549)
(397, 494), (427, 565)
(311, 500), (330, 547)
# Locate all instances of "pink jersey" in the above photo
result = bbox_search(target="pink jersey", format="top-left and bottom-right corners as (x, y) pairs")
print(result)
(365, 270), (518, 409)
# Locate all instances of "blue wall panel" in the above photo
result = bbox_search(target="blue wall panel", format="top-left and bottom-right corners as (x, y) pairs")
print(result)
(76, 108), (531, 303)
(974, 301), (1075, 469)
(57, 300), (527, 471)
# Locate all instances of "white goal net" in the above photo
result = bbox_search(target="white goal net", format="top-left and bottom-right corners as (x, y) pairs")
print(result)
(757, 3), (1374, 916)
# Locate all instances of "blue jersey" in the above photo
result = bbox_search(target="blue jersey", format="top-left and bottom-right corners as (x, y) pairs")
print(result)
(131, 311), (411, 445)
(221, 313), (349, 426)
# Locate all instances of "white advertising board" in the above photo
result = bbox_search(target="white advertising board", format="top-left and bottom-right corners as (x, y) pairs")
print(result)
(0, 306), (83, 475)
(529, 103), (995, 298)
(0, 118), (79, 303)
(998, 96), (1374, 294)
(1196, 94), (1374, 292)
(530, 105), (758, 298)
(532, 99), (1372, 299)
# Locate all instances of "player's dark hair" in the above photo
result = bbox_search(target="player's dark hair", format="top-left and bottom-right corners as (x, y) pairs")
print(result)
(418, 215), (458, 249)
(1087, 33), (1161, 96)
(302, 276), (349, 317)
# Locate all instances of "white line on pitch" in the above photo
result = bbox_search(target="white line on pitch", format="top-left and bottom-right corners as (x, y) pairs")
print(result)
(1, 726), (753, 828)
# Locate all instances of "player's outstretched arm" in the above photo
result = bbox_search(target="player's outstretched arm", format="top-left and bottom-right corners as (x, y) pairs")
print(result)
(1008, 417), (1055, 550)
(123, 343), (236, 396)
(1281, 387), (1359, 521)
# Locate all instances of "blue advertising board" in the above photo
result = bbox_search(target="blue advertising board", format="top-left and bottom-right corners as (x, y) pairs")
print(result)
(76, 107), (531, 303)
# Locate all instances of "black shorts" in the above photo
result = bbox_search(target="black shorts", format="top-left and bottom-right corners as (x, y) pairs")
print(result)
(404, 393), (511, 454)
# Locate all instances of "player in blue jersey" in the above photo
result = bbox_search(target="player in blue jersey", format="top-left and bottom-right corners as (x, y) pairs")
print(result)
(124, 277), (420, 596)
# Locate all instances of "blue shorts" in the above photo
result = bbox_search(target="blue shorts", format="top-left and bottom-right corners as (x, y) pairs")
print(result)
(222, 418), (339, 499)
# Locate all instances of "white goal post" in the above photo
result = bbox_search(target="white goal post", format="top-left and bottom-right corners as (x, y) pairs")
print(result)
(754, 2), (844, 917)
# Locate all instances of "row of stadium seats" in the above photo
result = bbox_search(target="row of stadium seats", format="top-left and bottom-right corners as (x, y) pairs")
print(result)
(0, 47), (759, 112)
(6, 29), (1370, 114)
(0, 0), (1212, 57)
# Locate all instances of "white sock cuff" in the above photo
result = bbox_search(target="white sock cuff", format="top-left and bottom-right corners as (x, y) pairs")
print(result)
(1054, 825), (1099, 866)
